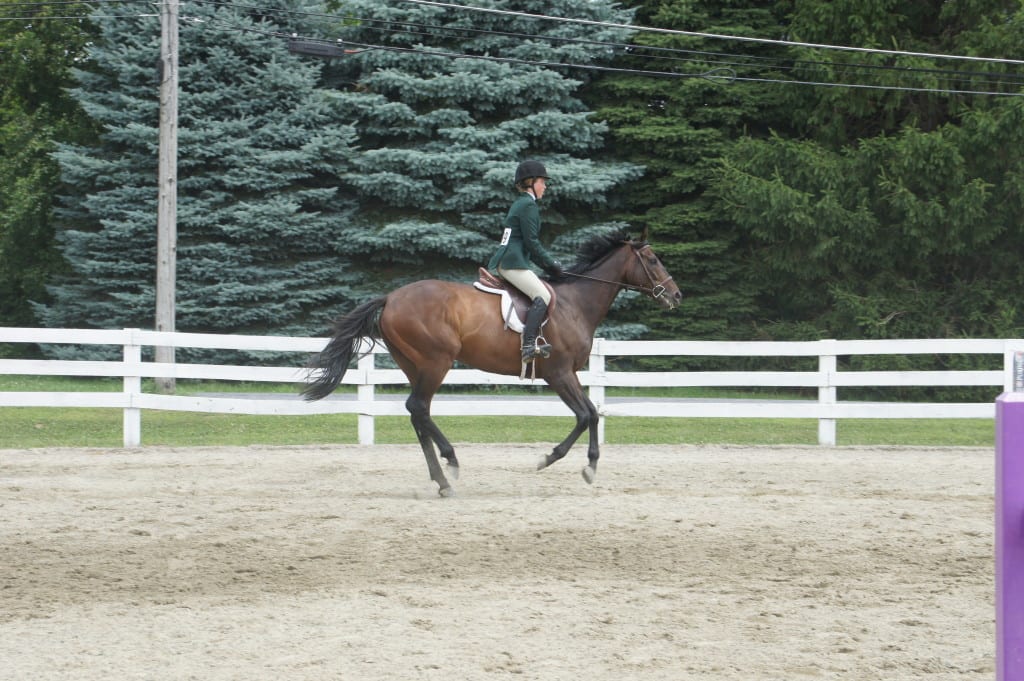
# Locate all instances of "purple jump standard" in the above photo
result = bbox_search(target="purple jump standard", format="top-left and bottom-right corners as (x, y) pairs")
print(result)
(997, 392), (1024, 681)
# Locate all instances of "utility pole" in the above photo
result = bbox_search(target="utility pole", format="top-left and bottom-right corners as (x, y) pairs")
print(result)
(156, 0), (178, 393)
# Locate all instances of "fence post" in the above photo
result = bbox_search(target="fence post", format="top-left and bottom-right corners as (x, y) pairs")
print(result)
(122, 328), (142, 447)
(589, 338), (606, 445)
(357, 348), (375, 445)
(817, 339), (837, 446)
(1004, 342), (1024, 393)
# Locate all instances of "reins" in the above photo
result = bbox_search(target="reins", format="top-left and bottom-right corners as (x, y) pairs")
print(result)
(560, 244), (673, 301)
(562, 271), (649, 292)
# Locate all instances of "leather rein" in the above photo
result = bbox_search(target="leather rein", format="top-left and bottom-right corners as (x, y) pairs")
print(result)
(561, 244), (673, 301)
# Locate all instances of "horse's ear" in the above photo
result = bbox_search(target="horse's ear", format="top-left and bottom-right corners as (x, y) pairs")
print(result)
(639, 226), (649, 243)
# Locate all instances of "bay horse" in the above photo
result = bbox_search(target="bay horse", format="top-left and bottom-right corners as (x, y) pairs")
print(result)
(302, 229), (681, 496)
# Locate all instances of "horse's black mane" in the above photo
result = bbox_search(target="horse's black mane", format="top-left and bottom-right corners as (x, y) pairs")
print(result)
(548, 229), (637, 282)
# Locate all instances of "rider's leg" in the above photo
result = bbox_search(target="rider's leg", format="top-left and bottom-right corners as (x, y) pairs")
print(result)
(497, 268), (552, 361)
(521, 297), (551, 361)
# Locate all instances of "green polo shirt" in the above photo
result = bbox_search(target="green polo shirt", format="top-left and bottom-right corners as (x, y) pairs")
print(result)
(487, 193), (558, 272)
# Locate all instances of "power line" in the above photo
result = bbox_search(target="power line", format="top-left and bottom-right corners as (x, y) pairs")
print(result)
(6, 0), (1022, 95)
(185, 17), (1024, 97)
(0, 0), (147, 6)
(395, 0), (1024, 67)
(190, 18), (734, 83)
(187, 0), (752, 72)
(728, 73), (1023, 97)
(181, 0), (1024, 92)
(178, 0), (814, 78)
(0, 0), (154, 20)
(7, 0), (1024, 71)
(0, 12), (155, 19)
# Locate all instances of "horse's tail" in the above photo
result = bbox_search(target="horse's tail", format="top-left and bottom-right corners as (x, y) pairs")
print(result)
(302, 296), (387, 401)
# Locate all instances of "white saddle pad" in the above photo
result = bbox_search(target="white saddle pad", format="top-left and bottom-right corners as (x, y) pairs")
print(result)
(473, 282), (525, 333)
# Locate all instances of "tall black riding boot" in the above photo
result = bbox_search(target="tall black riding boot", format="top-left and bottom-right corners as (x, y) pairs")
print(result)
(521, 297), (552, 362)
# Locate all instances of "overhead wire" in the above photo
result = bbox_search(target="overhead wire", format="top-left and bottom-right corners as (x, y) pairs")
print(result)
(4, 0), (1023, 95)
(178, 0), (1024, 95)
(185, 16), (735, 83)
(0, 0), (155, 20)
(1, 0), (144, 4)
(183, 15), (1024, 97)
(187, 0), (761, 75)
(182, 0), (1024, 86)
(178, 0), (1024, 97)
(9, 0), (1016, 79)
(395, 0), (1024, 67)
(0, 13), (155, 19)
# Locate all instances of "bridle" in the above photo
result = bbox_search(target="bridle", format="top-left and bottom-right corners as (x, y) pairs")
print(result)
(562, 242), (674, 302)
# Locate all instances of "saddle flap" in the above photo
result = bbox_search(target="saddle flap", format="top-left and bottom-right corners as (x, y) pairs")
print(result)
(474, 268), (556, 333)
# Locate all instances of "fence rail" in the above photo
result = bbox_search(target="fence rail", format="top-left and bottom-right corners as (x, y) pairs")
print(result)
(1, 327), (1020, 447)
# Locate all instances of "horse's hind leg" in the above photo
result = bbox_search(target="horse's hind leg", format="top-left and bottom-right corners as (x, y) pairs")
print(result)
(378, 297), (461, 496)
(427, 421), (459, 479)
(406, 376), (459, 496)
(406, 383), (458, 475)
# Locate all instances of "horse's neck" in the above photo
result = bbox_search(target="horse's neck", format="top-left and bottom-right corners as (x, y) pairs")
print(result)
(555, 249), (630, 333)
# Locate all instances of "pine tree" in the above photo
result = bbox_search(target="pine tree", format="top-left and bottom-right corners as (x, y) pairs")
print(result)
(319, 0), (646, 337)
(35, 0), (361, 358)
(581, 0), (793, 342)
(715, 0), (1024, 342)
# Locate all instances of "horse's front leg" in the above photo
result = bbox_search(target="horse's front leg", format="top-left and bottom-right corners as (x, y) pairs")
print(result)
(537, 371), (601, 483)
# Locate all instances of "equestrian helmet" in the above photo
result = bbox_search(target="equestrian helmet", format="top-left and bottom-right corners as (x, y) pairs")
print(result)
(514, 160), (549, 185)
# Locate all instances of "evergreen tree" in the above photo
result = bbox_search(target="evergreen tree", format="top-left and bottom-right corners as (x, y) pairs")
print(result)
(0, 0), (97, 338)
(715, 0), (1024, 342)
(319, 0), (646, 335)
(582, 0), (793, 341)
(35, 0), (361, 358)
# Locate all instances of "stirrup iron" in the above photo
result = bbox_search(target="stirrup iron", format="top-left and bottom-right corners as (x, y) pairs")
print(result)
(521, 336), (551, 362)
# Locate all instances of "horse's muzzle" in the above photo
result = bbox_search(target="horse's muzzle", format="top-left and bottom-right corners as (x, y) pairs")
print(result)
(651, 280), (681, 310)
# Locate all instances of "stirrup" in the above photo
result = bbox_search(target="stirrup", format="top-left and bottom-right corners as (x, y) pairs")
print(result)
(521, 337), (552, 362)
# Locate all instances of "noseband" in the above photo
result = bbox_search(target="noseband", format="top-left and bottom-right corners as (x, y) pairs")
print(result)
(563, 243), (674, 301)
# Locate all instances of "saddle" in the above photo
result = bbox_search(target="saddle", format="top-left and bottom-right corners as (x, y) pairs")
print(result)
(473, 268), (556, 334)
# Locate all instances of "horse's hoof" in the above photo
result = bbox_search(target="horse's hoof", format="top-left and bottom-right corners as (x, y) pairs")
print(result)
(536, 454), (550, 471)
(447, 464), (460, 481)
(438, 486), (456, 498)
(581, 465), (596, 484)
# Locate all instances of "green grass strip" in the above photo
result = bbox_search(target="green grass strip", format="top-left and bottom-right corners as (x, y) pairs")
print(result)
(0, 376), (994, 448)
(0, 408), (994, 449)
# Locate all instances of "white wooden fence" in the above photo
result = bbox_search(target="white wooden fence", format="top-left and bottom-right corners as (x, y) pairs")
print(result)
(0, 327), (1020, 447)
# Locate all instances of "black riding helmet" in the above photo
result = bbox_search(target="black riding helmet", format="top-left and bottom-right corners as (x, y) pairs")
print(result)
(514, 159), (549, 188)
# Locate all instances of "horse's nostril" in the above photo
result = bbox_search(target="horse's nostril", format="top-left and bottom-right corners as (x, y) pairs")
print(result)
(674, 291), (682, 300)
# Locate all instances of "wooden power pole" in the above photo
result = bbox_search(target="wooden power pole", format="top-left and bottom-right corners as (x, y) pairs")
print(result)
(156, 0), (178, 393)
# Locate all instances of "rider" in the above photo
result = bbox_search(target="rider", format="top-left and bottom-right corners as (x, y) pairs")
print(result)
(487, 159), (564, 362)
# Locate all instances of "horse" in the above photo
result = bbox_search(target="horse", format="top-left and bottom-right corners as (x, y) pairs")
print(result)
(302, 229), (682, 496)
